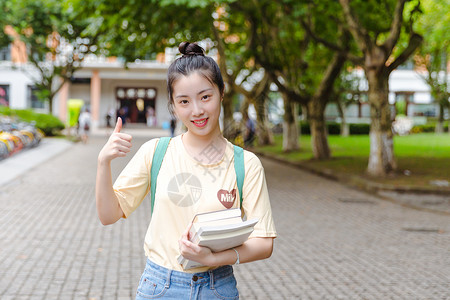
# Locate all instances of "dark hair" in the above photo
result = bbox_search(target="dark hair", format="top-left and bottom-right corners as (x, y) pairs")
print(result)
(167, 42), (225, 116)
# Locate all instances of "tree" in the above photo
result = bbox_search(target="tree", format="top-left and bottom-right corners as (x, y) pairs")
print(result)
(338, 0), (423, 176)
(415, 0), (449, 133)
(242, 0), (310, 152)
(0, 2), (11, 50)
(300, 2), (352, 158)
(332, 68), (364, 137)
(211, 5), (261, 140)
(240, 0), (351, 157)
(0, 0), (104, 114)
(235, 70), (274, 146)
(86, 0), (215, 61)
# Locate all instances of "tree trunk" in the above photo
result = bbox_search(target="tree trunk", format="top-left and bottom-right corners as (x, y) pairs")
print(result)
(336, 99), (349, 136)
(222, 92), (235, 140)
(366, 70), (396, 176)
(307, 51), (346, 159)
(282, 92), (299, 152)
(48, 96), (53, 115)
(435, 103), (444, 134)
(308, 99), (330, 159)
(255, 96), (274, 146)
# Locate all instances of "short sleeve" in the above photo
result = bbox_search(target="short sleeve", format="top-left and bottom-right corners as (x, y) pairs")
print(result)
(241, 152), (277, 238)
(113, 139), (158, 218)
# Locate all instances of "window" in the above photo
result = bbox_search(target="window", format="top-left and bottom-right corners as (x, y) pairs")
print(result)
(0, 45), (11, 61)
(0, 85), (9, 106)
(412, 104), (438, 117)
(28, 86), (47, 109)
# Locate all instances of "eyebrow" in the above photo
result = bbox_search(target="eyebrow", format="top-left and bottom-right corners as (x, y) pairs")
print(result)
(174, 88), (214, 99)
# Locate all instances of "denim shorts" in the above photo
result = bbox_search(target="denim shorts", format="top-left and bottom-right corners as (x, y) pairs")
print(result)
(136, 259), (239, 300)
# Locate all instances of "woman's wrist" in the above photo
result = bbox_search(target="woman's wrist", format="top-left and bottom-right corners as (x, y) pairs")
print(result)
(97, 154), (111, 166)
(207, 248), (240, 267)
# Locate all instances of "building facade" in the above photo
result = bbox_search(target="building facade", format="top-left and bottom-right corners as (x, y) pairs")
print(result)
(0, 56), (172, 129)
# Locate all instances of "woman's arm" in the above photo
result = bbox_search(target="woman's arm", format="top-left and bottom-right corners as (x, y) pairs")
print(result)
(210, 237), (274, 266)
(178, 225), (274, 267)
(96, 160), (124, 225)
(96, 118), (132, 225)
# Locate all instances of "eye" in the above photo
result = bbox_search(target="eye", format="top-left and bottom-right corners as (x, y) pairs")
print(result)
(201, 95), (210, 101)
(179, 99), (189, 105)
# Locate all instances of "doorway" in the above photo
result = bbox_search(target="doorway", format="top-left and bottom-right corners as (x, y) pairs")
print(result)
(116, 87), (157, 124)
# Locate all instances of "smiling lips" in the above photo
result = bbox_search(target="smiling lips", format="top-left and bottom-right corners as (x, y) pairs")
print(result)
(192, 118), (208, 127)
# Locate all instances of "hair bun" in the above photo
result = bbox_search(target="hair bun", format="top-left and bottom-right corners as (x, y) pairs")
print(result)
(179, 41), (204, 56)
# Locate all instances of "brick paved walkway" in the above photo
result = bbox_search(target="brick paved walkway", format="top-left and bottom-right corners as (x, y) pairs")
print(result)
(0, 134), (449, 299)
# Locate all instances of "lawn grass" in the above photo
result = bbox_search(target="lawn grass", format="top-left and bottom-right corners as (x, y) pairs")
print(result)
(256, 133), (450, 189)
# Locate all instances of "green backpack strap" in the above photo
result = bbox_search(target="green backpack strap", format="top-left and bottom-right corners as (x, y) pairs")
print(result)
(233, 145), (245, 208)
(150, 137), (171, 214)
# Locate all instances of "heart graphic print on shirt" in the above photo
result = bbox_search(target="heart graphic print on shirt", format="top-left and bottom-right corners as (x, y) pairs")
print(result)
(217, 189), (236, 209)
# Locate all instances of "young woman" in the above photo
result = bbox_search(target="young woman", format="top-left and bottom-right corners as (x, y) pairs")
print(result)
(96, 42), (277, 299)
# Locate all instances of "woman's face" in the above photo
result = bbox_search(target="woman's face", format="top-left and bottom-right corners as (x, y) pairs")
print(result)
(172, 72), (222, 139)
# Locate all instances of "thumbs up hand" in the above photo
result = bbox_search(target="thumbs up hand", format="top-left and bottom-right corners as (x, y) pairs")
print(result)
(98, 117), (133, 164)
(113, 116), (123, 133)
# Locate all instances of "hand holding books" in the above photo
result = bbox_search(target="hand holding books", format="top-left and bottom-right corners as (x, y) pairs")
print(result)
(178, 208), (258, 270)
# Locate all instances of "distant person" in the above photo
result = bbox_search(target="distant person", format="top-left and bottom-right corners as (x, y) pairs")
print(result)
(244, 116), (256, 147)
(78, 108), (91, 144)
(96, 42), (276, 299)
(146, 106), (156, 127)
(118, 107), (127, 126)
(106, 107), (115, 128)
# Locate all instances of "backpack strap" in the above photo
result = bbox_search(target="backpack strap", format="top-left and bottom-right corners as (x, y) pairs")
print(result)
(233, 145), (245, 208)
(150, 137), (171, 214)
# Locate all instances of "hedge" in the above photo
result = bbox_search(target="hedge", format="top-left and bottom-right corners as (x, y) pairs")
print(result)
(0, 106), (65, 136)
(411, 123), (449, 133)
(297, 121), (449, 135)
(299, 122), (370, 135)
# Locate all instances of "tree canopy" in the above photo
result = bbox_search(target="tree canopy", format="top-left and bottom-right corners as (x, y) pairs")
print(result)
(0, 0), (105, 112)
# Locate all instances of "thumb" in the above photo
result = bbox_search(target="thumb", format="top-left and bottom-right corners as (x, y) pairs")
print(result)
(114, 117), (122, 133)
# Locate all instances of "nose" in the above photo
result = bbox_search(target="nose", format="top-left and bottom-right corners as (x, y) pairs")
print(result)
(191, 100), (204, 116)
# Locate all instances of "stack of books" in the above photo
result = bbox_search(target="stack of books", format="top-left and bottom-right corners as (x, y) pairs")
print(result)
(177, 208), (258, 270)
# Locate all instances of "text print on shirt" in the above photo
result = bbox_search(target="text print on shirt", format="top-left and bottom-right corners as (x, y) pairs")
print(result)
(194, 135), (229, 182)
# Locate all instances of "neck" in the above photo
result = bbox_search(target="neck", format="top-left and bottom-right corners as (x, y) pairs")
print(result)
(182, 128), (227, 163)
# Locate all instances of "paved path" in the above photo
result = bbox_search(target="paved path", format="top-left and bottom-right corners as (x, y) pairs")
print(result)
(0, 138), (72, 186)
(0, 133), (449, 299)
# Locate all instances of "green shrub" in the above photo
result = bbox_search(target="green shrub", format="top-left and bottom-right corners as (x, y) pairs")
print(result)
(300, 122), (311, 134)
(411, 124), (435, 133)
(412, 123), (449, 133)
(296, 120), (450, 135)
(349, 123), (370, 135)
(327, 122), (341, 135)
(0, 107), (65, 136)
(0, 106), (11, 116)
(298, 121), (370, 135)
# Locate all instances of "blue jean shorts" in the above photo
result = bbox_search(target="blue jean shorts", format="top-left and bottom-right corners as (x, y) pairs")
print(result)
(136, 259), (239, 300)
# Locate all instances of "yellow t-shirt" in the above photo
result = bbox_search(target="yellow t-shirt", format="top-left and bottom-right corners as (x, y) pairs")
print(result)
(113, 135), (277, 273)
